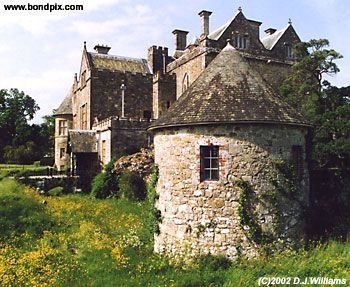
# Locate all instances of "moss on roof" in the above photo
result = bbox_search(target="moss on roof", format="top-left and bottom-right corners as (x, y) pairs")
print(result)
(89, 53), (151, 74)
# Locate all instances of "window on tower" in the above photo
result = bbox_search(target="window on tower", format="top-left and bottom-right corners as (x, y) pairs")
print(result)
(200, 145), (219, 181)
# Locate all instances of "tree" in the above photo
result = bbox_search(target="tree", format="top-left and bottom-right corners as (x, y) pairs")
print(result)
(312, 84), (350, 169)
(0, 89), (39, 144)
(0, 89), (39, 162)
(281, 40), (350, 237)
(280, 39), (343, 117)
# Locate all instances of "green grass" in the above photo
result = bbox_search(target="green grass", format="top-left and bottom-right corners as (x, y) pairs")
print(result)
(0, 178), (349, 286)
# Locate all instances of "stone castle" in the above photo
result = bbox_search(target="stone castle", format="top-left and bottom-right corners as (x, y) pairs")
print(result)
(54, 7), (311, 258)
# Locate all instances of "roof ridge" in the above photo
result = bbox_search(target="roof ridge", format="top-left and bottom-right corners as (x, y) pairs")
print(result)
(89, 52), (147, 62)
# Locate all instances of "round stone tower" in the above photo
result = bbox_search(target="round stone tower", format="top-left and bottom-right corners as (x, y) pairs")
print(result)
(148, 43), (311, 260)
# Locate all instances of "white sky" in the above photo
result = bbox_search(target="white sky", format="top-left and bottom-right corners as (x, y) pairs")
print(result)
(0, 0), (349, 123)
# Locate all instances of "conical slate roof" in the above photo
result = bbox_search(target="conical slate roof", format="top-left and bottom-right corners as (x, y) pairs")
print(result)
(149, 43), (310, 131)
(54, 88), (73, 116)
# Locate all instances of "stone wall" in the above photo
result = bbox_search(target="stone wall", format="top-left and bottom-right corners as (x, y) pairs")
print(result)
(90, 70), (153, 122)
(54, 115), (72, 171)
(73, 52), (91, 129)
(93, 117), (151, 164)
(153, 124), (310, 260)
(152, 72), (176, 119)
(110, 119), (151, 156)
(168, 48), (207, 100)
(246, 57), (293, 94)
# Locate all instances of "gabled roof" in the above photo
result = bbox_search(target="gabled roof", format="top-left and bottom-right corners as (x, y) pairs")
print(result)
(149, 43), (310, 131)
(208, 11), (261, 41)
(54, 88), (73, 116)
(88, 52), (151, 74)
(261, 25), (290, 50)
(69, 130), (97, 153)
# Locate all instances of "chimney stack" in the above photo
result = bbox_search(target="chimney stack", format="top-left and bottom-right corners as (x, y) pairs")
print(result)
(264, 28), (277, 35)
(94, 44), (111, 54)
(172, 29), (189, 51)
(198, 10), (212, 37)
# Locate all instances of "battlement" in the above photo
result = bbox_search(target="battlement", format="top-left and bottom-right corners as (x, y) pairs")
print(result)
(93, 116), (151, 131)
(148, 45), (169, 55)
(148, 45), (173, 74)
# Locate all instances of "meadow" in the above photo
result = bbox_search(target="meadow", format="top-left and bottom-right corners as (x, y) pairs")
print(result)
(0, 177), (349, 286)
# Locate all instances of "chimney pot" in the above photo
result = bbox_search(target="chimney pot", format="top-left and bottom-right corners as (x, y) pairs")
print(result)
(94, 44), (111, 54)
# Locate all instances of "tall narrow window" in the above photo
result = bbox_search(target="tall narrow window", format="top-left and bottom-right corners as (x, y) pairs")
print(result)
(80, 104), (87, 129)
(182, 73), (189, 93)
(286, 44), (293, 58)
(60, 147), (66, 158)
(292, 145), (303, 179)
(200, 146), (219, 181)
(81, 71), (86, 87)
(58, 120), (68, 136)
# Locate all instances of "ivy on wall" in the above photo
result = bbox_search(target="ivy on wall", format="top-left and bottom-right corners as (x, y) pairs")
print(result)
(236, 158), (306, 250)
(236, 179), (273, 246)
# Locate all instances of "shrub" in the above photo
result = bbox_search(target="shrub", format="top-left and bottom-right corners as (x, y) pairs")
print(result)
(118, 171), (146, 201)
(91, 161), (118, 199)
(47, 186), (64, 196)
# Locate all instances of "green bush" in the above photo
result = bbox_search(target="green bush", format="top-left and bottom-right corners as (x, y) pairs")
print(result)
(118, 171), (146, 201)
(47, 186), (64, 196)
(91, 161), (118, 199)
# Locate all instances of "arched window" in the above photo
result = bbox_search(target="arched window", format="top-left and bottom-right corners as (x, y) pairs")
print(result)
(182, 73), (190, 93)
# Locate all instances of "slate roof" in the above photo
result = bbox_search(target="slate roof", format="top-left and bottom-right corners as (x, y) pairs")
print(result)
(54, 89), (73, 116)
(208, 12), (261, 41)
(149, 43), (310, 131)
(261, 25), (289, 50)
(88, 52), (151, 74)
(69, 130), (97, 153)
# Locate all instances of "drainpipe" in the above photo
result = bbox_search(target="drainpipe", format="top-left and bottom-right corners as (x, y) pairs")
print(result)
(120, 82), (126, 118)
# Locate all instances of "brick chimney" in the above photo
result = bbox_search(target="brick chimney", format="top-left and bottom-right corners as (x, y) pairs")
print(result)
(264, 28), (277, 35)
(198, 10), (212, 37)
(172, 29), (189, 51)
(94, 44), (111, 54)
